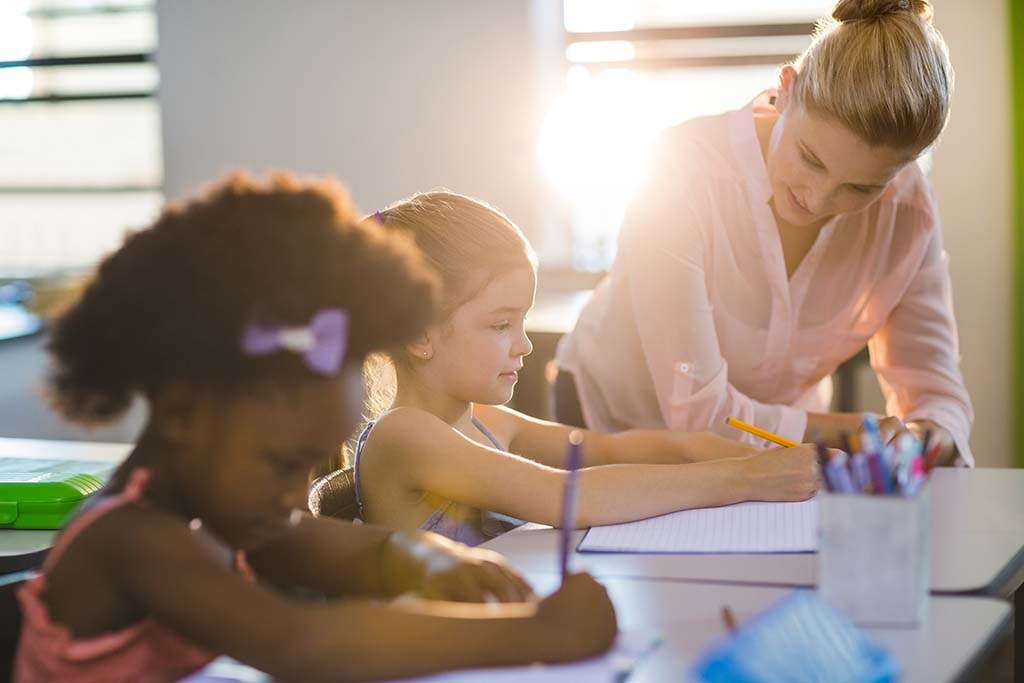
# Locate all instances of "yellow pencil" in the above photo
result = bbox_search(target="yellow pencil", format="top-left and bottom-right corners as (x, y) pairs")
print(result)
(724, 417), (799, 448)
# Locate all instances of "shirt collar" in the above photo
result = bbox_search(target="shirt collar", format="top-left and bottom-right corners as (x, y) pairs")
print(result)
(729, 89), (777, 205)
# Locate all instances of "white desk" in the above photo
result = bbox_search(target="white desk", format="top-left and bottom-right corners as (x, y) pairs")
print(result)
(188, 575), (1009, 683)
(526, 576), (1010, 683)
(3, 442), (1022, 597)
(0, 437), (130, 570)
(3, 442), (1021, 596)
(0, 439), (1017, 681)
(482, 468), (1024, 598)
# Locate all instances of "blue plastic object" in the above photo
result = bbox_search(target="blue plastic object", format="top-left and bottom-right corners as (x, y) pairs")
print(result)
(692, 591), (900, 683)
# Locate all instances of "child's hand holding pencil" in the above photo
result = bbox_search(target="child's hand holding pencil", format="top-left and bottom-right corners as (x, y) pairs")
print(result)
(540, 429), (617, 661)
(740, 444), (820, 501)
(535, 573), (618, 661)
(724, 417), (822, 501)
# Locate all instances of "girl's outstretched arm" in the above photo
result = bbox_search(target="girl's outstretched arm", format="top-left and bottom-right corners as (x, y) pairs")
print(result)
(362, 408), (819, 530)
(248, 516), (533, 602)
(476, 404), (759, 467)
(110, 507), (616, 682)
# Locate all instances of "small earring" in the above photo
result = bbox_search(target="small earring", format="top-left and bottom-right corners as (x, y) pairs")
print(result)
(422, 350), (429, 357)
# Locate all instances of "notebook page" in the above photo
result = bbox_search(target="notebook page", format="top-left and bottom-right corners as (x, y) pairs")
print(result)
(397, 631), (660, 683)
(578, 499), (819, 553)
(183, 633), (659, 683)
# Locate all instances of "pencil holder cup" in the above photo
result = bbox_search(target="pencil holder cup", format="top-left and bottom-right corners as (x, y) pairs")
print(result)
(817, 486), (929, 627)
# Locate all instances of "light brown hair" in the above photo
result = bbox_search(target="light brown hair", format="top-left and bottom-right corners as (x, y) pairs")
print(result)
(375, 190), (536, 319)
(357, 191), (537, 446)
(791, 0), (953, 154)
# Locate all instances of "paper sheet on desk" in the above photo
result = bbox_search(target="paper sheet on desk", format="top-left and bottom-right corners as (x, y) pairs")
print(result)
(177, 633), (659, 683)
(179, 658), (270, 682)
(578, 499), (818, 553)
(397, 631), (660, 682)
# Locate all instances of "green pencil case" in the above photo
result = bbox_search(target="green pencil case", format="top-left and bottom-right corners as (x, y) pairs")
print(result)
(0, 472), (104, 529)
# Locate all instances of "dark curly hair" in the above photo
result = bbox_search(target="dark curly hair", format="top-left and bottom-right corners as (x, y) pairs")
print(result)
(47, 172), (439, 425)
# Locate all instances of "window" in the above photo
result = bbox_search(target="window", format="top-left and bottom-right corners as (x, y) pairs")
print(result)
(538, 1), (832, 271)
(0, 0), (161, 278)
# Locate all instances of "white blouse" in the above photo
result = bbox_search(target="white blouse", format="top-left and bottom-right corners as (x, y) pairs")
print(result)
(556, 94), (974, 465)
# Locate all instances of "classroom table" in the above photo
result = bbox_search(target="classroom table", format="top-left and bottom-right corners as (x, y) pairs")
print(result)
(481, 467), (1024, 681)
(186, 576), (1010, 683)
(0, 437), (130, 571)
(0, 437), (1014, 682)
(537, 576), (1010, 683)
(481, 468), (1024, 598)
(3, 442), (1021, 595)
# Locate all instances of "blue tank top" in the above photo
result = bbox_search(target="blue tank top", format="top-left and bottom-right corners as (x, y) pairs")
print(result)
(353, 415), (523, 546)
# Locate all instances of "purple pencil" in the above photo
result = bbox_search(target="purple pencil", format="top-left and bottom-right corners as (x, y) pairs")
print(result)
(559, 430), (584, 581)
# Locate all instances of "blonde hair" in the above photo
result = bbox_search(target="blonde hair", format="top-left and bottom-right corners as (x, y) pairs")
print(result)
(792, 0), (953, 154)
(355, 191), (537, 457)
(376, 191), (537, 318)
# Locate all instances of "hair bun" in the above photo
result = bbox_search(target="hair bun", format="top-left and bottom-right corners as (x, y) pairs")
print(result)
(832, 0), (932, 23)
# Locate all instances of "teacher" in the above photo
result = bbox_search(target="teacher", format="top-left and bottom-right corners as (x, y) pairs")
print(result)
(555, 0), (973, 465)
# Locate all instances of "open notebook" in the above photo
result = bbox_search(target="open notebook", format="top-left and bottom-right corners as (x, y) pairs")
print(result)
(182, 632), (660, 683)
(578, 499), (819, 554)
(398, 631), (660, 683)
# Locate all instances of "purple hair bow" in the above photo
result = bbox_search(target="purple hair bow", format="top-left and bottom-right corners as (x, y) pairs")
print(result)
(241, 308), (349, 376)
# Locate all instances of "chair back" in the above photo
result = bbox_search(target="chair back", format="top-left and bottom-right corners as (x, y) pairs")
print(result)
(308, 467), (361, 521)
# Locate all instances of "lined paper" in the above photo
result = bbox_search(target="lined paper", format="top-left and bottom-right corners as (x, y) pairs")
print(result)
(578, 499), (819, 554)
(397, 631), (660, 683)
(183, 622), (658, 683)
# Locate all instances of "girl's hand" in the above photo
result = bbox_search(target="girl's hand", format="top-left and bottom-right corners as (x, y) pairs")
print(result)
(417, 545), (535, 603)
(535, 573), (617, 661)
(742, 444), (819, 501)
(384, 532), (535, 603)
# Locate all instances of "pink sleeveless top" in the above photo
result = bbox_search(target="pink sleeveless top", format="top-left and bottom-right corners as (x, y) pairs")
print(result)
(14, 468), (248, 683)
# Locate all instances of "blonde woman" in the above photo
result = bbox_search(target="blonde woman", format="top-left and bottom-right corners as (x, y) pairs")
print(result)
(556, 0), (973, 466)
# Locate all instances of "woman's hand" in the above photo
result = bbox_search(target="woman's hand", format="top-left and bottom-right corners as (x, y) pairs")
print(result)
(872, 415), (911, 446)
(382, 532), (535, 603)
(906, 419), (958, 466)
(807, 411), (916, 451)
(852, 416), (957, 465)
(741, 444), (820, 502)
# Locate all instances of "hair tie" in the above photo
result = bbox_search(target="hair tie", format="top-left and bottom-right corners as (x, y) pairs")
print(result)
(241, 308), (349, 376)
(373, 211), (383, 224)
